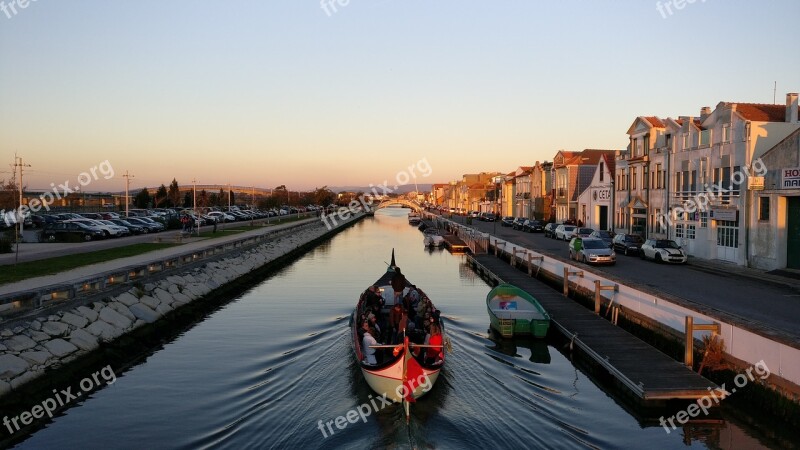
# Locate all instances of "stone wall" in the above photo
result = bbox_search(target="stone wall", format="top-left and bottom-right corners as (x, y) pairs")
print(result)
(0, 215), (361, 399)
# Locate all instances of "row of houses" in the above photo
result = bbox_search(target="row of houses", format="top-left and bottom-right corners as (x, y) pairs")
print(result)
(431, 93), (800, 271)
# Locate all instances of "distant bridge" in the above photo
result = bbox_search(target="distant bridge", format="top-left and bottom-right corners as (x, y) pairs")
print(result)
(374, 199), (422, 212)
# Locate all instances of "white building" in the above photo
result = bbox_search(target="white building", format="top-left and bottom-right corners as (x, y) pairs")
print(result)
(666, 95), (800, 265)
(577, 154), (615, 230)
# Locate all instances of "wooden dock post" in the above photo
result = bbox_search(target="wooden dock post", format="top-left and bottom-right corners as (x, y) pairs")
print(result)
(563, 267), (584, 296)
(684, 316), (721, 367)
(594, 280), (618, 314)
(527, 253), (543, 277)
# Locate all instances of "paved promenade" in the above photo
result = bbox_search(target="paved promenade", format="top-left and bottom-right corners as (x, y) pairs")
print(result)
(0, 218), (319, 297)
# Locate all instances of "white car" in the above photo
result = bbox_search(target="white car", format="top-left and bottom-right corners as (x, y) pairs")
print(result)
(66, 219), (126, 238)
(639, 239), (688, 264)
(208, 211), (235, 222)
(555, 224), (577, 241)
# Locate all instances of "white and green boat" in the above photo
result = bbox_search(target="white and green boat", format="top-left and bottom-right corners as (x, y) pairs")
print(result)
(486, 283), (550, 338)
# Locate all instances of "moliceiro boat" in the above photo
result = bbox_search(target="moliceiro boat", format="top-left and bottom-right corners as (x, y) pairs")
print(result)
(351, 251), (446, 420)
(486, 283), (550, 338)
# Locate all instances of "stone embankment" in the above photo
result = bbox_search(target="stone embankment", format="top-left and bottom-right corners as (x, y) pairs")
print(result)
(0, 215), (361, 398)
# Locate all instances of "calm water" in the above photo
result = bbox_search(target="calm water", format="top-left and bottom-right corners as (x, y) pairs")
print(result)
(7, 209), (784, 449)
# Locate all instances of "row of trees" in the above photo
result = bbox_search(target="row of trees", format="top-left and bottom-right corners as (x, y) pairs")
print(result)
(132, 180), (339, 210)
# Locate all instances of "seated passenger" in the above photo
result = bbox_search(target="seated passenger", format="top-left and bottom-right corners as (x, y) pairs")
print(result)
(424, 323), (443, 365)
(362, 322), (378, 365)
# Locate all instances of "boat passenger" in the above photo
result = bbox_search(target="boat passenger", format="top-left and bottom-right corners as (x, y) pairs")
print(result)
(389, 302), (403, 344)
(391, 267), (406, 303)
(362, 322), (378, 365)
(364, 285), (383, 314)
(368, 313), (382, 343)
(424, 323), (443, 365)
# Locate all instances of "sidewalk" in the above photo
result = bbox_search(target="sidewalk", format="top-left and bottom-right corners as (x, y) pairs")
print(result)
(688, 257), (800, 291)
(0, 218), (319, 297)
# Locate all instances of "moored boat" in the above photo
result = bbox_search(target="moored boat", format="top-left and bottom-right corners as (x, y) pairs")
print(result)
(422, 228), (445, 247)
(351, 251), (446, 420)
(408, 212), (421, 225)
(486, 283), (550, 338)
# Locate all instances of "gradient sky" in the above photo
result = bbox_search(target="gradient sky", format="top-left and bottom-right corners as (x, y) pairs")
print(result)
(1, 0), (799, 192)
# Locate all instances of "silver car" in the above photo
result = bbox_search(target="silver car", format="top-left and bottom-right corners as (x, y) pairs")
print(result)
(569, 237), (616, 265)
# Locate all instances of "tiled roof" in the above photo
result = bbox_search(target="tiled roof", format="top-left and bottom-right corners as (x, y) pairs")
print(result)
(644, 116), (665, 127)
(601, 153), (616, 176)
(729, 102), (795, 122)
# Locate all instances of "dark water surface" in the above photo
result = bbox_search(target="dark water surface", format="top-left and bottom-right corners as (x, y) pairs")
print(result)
(8, 209), (783, 449)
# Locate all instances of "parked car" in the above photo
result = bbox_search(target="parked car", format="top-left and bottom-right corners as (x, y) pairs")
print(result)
(612, 234), (644, 256)
(569, 237), (616, 265)
(575, 227), (595, 238)
(39, 222), (104, 242)
(30, 214), (59, 229)
(69, 219), (128, 238)
(109, 218), (146, 235)
(482, 213), (496, 222)
(640, 239), (688, 264)
(469, 211), (480, 218)
(523, 219), (544, 233)
(126, 217), (163, 233)
(512, 217), (526, 230)
(544, 223), (558, 238)
(501, 216), (515, 227)
(590, 230), (615, 248)
(208, 211), (236, 222)
(555, 224), (577, 241)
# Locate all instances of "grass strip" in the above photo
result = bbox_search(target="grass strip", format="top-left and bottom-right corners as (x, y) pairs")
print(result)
(0, 243), (179, 285)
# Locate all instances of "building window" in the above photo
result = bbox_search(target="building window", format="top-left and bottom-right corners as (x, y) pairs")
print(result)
(700, 129), (712, 147)
(700, 212), (708, 228)
(656, 164), (662, 188)
(600, 162), (604, 182)
(759, 197), (770, 221)
(682, 133), (689, 150)
(675, 224), (684, 238)
(722, 124), (731, 143)
(632, 167), (637, 189)
(686, 225), (696, 240)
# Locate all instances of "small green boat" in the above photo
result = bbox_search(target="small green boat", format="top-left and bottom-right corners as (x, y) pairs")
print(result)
(486, 283), (551, 338)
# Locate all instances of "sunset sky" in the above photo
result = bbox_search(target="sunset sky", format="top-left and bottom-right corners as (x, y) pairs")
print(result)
(1, 1), (799, 192)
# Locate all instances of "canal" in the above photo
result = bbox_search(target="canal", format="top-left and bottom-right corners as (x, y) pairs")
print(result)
(5, 209), (786, 449)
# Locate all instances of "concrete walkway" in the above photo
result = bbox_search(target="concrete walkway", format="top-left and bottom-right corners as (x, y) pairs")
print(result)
(0, 218), (319, 297)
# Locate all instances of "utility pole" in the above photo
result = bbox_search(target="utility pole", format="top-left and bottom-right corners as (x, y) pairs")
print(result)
(123, 170), (134, 217)
(13, 155), (31, 264)
(192, 178), (198, 235)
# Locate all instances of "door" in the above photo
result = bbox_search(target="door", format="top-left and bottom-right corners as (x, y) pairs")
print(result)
(598, 206), (608, 231)
(716, 220), (739, 262)
(788, 197), (800, 269)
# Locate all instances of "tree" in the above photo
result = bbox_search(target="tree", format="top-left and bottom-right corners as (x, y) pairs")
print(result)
(183, 192), (192, 207)
(313, 186), (336, 206)
(198, 189), (209, 208)
(134, 188), (151, 208)
(209, 192), (219, 207)
(154, 184), (169, 207)
(0, 179), (19, 211)
(218, 188), (226, 207)
(168, 179), (181, 207)
(274, 185), (287, 205)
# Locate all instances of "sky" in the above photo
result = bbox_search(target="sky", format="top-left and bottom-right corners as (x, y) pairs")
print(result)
(1, 0), (799, 192)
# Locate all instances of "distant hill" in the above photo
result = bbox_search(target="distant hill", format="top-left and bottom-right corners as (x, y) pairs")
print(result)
(329, 184), (433, 194)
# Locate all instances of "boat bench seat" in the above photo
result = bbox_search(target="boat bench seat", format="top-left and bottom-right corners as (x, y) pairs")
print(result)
(491, 309), (546, 321)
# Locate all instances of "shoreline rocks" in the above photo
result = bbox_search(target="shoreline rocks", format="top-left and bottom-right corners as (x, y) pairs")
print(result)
(0, 216), (359, 398)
